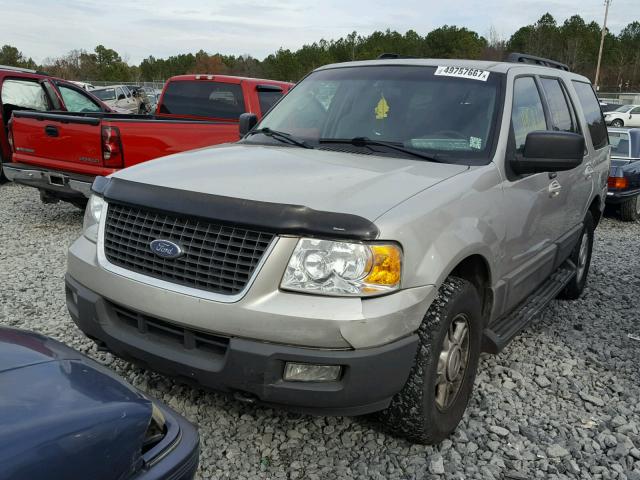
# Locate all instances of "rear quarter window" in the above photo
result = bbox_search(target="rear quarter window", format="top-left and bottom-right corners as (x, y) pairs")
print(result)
(160, 81), (245, 120)
(572, 81), (608, 150)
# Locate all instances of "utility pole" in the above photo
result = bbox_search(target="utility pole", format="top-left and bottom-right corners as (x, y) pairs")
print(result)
(594, 0), (612, 91)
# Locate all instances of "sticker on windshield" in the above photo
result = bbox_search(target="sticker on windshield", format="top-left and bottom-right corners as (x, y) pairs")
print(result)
(435, 66), (490, 81)
(469, 136), (483, 149)
(375, 95), (390, 119)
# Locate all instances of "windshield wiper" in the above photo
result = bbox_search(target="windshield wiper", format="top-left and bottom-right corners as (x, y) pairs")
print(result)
(319, 137), (443, 163)
(246, 128), (314, 149)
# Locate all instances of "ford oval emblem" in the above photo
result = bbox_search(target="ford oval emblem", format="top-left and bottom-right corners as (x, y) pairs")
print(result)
(149, 239), (183, 259)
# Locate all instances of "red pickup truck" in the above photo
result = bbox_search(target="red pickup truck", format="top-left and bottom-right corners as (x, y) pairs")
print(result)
(0, 65), (126, 185)
(6, 74), (292, 206)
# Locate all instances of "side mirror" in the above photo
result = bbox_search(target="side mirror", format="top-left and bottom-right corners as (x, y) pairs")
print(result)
(118, 94), (126, 101)
(239, 112), (258, 136)
(511, 131), (584, 175)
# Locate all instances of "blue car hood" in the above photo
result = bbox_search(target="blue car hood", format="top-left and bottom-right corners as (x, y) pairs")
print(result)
(0, 328), (152, 480)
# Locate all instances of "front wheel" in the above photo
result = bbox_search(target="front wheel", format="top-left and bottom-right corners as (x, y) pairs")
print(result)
(611, 119), (624, 128)
(619, 195), (640, 222)
(377, 277), (482, 444)
(558, 212), (594, 300)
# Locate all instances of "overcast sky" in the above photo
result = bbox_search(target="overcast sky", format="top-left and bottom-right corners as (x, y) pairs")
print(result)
(1, 0), (636, 64)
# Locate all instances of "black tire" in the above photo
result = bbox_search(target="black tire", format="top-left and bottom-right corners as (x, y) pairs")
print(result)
(376, 276), (483, 444)
(558, 212), (594, 300)
(0, 153), (8, 184)
(611, 119), (624, 128)
(619, 195), (640, 222)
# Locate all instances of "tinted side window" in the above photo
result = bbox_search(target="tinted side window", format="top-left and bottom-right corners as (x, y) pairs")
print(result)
(58, 85), (102, 112)
(1, 79), (50, 111)
(258, 90), (283, 115)
(540, 78), (574, 133)
(572, 81), (608, 150)
(160, 81), (245, 119)
(631, 107), (640, 115)
(511, 77), (547, 152)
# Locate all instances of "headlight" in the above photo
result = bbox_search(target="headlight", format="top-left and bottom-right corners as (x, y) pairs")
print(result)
(83, 194), (105, 242)
(281, 238), (402, 296)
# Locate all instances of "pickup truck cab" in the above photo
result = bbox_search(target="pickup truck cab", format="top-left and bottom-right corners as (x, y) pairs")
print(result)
(0, 65), (116, 183)
(6, 75), (292, 206)
(67, 54), (609, 444)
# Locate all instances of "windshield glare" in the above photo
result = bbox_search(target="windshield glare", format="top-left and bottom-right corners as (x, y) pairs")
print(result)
(254, 65), (502, 162)
(614, 105), (633, 113)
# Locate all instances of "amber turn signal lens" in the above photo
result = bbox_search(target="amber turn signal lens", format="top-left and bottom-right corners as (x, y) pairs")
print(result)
(608, 176), (628, 189)
(364, 245), (402, 287)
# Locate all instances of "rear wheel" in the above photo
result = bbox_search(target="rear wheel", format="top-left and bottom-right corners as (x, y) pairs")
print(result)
(619, 195), (640, 222)
(558, 212), (594, 300)
(377, 277), (482, 444)
(0, 153), (8, 184)
(611, 119), (624, 128)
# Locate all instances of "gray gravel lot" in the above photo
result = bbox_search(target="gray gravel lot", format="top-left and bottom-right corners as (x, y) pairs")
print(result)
(1, 182), (639, 480)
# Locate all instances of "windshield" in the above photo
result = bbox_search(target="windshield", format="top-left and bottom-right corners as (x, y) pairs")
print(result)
(252, 65), (503, 163)
(92, 88), (116, 101)
(609, 131), (630, 158)
(614, 105), (633, 113)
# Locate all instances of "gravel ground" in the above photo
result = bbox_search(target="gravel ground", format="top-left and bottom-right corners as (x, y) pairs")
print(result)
(1, 182), (639, 480)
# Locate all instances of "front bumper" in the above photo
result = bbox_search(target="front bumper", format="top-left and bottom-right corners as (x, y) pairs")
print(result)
(4, 162), (93, 198)
(137, 401), (199, 480)
(66, 274), (420, 416)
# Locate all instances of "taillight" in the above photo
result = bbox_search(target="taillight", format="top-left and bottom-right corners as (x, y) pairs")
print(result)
(102, 126), (124, 168)
(608, 176), (628, 189)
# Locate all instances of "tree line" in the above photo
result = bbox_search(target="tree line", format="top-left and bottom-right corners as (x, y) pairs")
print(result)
(1, 13), (639, 91)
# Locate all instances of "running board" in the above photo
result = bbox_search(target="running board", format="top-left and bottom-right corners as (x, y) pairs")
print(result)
(482, 261), (576, 354)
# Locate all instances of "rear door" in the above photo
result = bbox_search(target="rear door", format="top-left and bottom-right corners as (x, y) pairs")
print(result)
(538, 76), (590, 236)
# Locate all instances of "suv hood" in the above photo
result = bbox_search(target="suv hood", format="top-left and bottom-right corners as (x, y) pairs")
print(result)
(114, 144), (469, 220)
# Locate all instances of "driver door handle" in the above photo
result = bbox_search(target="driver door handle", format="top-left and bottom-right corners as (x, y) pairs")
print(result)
(548, 179), (562, 198)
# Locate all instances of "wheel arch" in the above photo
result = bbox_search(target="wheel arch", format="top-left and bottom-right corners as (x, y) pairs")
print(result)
(588, 195), (603, 227)
(444, 253), (493, 324)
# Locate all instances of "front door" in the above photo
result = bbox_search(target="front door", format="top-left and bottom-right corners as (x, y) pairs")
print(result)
(499, 76), (568, 314)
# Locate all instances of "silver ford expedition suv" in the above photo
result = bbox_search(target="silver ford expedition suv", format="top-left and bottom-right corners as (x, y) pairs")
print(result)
(66, 54), (610, 443)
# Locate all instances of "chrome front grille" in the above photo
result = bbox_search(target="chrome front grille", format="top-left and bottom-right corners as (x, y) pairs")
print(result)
(103, 202), (274, 295)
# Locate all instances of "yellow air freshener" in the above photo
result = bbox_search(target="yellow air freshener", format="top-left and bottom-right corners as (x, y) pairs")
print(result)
(375, 95), (389, 120)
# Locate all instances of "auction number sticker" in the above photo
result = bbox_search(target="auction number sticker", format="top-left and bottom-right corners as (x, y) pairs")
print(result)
(435, 66), (490, 81)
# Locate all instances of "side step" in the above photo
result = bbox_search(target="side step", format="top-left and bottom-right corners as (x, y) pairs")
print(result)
(482, 261), (576, 354)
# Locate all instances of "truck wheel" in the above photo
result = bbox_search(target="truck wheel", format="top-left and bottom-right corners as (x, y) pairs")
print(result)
(611, 119), (624, 127)
(619, 195), (640, 222)
(377, 276), (482, 444)
(558, 212), (594, 300)
(0, 153), (7, 184)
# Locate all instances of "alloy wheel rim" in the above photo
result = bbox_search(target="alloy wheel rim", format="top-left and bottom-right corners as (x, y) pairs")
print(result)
(435, 313), (470, 411)
(576, 232), (589, 281)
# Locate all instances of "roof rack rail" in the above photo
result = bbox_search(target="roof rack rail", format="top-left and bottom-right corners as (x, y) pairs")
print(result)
(507, 53), (569, 72)
(376, 53), (418, 60)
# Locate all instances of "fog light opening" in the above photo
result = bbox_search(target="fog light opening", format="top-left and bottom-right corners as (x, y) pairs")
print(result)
(283, 362), (342, 382)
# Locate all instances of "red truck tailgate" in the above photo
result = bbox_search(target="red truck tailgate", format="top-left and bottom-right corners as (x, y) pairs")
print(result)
(11, 111), (108, 176)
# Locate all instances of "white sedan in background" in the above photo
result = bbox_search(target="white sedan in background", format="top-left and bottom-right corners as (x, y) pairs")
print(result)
(604, 104), (640, 128)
